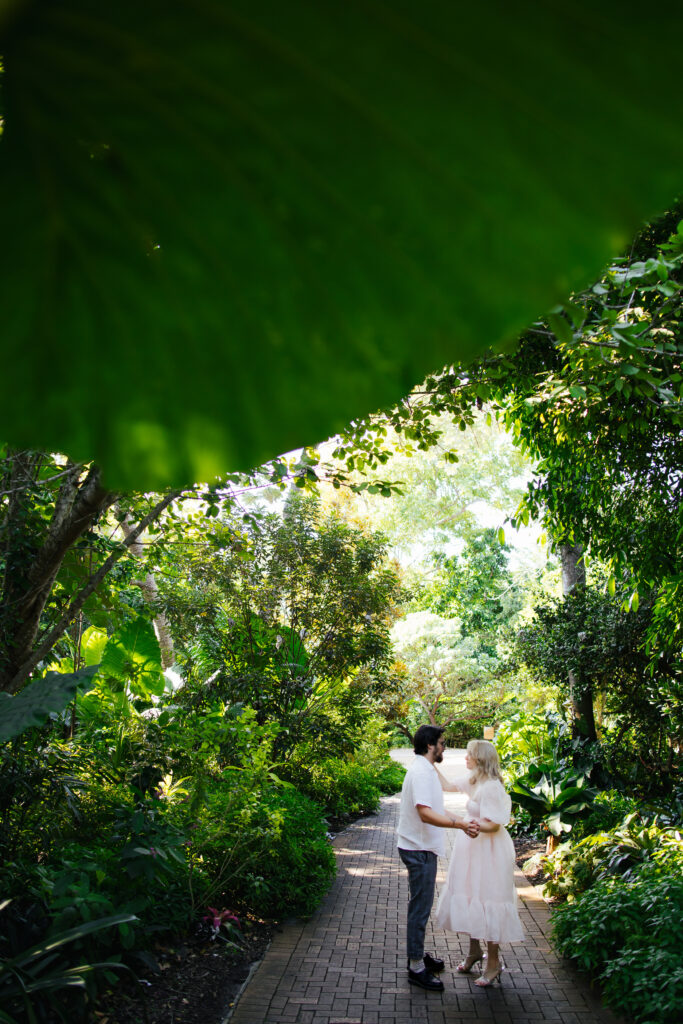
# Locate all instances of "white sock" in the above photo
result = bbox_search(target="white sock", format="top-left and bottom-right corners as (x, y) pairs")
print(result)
(410, 958), (425, 971)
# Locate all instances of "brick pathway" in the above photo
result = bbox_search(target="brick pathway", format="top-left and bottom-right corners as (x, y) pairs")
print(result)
(230, 766), (622, 1024)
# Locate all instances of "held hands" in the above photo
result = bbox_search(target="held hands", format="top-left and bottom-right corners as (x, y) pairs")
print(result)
(448, 814), (480, 838)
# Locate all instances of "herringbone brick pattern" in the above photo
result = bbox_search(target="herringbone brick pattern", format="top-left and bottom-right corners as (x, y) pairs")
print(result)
(229, 785), (622, 1024)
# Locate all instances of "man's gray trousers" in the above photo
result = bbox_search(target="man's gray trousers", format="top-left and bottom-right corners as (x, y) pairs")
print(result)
(398, 848), (438, 960)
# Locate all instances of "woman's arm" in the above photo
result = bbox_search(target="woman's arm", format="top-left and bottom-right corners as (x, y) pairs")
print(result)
(475, 817), (500, 834)
(435, 766), (461, 793)
(417, 805), (480, 836)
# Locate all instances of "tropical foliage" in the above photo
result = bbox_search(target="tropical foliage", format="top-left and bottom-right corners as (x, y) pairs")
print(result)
(0, 475), (404, 1020)
(552, 865), (683, 1024)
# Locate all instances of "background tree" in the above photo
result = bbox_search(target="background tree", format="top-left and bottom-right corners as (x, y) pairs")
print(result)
(415, 527), (523, 657)
(328, 414), (529, 563)
(513, 580), (681, 787)
(389, 610), (504, 733)
(158, 491), (401, 753)
(0, 442), (375, 712)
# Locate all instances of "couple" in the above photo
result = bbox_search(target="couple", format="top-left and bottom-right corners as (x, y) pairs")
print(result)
(397, 724), (524, 993)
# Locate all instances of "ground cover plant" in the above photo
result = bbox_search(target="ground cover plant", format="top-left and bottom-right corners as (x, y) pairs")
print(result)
(552, 864), (683, 1024)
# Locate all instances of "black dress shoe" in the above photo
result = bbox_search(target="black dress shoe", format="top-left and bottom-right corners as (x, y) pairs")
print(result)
(408, 968), (444, 992)
(424, 952), (445, 973)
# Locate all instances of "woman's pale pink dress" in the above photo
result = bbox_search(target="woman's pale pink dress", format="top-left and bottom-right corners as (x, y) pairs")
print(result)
(435, 775), (524, 943)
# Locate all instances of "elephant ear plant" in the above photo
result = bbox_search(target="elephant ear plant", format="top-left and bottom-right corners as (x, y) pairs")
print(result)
(511, 767), (597, 854)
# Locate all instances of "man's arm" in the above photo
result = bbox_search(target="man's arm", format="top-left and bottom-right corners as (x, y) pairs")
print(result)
(417, 804), (479, 836)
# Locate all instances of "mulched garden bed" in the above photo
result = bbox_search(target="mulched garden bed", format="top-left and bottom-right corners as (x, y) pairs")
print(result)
(90, 916), (273, 1024)
(513, 834), (547, 886)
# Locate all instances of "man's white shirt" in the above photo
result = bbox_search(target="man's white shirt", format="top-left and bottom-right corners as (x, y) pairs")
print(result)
(397, 754), (446, 857)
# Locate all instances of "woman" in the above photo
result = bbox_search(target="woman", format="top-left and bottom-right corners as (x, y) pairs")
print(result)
(434, 739), (523, 987)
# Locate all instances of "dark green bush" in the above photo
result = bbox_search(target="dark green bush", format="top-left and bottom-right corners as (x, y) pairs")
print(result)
(543, 810), (683, 900)
(3, 808), (198, 945)
(552, 864), (683, 1023)
(193, 777), (336, 919)
(507, 804), (536, 838)
(374, 759), (405, 795)
(280, 756), (381, 816)
(243, 786), (336, 917)
(444, 716), (493, 749)
(0, 901), (137, 1024)
(570, 789), (642, 841)
(0, 740), (104, 861)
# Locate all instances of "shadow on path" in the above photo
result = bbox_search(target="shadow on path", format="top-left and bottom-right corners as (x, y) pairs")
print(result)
(229, 752), (623, 1024)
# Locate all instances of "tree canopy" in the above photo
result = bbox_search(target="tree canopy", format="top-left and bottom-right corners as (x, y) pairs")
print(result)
(159, 491), (401, 748)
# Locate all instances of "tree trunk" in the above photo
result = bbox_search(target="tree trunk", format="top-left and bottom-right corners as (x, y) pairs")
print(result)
(546, 832), (560, 855)
(119, 514), (176, 670)
(415, 695), (439, 725)
(391, 720), (414, 745)
(0, 453), (182, 694)
(560, 542), (597, 742)
(0, 458), (115, 692)
(4, 489), (182, 693)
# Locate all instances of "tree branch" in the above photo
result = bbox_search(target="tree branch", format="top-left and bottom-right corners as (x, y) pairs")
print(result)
(26, 465), (112, 604)
(5, 488), (183, 693)
(391, 720), (413, 743)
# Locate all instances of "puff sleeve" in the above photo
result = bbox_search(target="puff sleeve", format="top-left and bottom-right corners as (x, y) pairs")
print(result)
(478, 780), (511, 825)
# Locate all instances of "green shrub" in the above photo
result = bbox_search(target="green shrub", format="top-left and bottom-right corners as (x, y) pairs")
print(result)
(511, 766), (597, 848)
(343, 718), (407, 794)
(0, 740), (105, 862)
(570, 789), (642, 841)
(444, 715), (497, 749)
(329, 761), (381, 815)
(552, 863), (683, 1023)
(386, 726), (411, 748)
(542, 813), (683, 899)
(281, 756), (381, 816)
(5, 804), (198, 948)
(243, 786), (336, 918)
(0, 904), (137, 1024)
(507, 804), (536, 837)
(374, 759), (405, 795)
(487, 709), (554, 777)
(193, 777), (336, 919)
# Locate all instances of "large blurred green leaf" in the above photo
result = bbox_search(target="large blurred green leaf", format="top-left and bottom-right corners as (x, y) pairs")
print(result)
(0, 1), (681, 487)
(0, 666), (98, 742)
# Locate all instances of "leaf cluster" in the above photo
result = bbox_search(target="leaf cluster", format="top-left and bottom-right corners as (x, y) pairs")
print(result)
(552, 863), (683, 1023)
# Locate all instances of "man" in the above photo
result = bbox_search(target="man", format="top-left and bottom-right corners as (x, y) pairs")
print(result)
(397, 724), (479, 992)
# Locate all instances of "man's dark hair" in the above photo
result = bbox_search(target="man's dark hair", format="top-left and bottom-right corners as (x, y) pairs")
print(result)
(413, 725), (444, 755)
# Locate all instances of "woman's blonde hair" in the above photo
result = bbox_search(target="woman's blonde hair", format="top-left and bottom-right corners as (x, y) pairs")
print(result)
(467, 739), (504, 784)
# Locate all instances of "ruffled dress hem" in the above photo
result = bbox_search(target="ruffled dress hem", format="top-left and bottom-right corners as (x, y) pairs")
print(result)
(435, 893), (525, 944)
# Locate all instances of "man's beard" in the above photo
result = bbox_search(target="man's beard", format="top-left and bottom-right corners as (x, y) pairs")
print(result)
(435, 752), (443, 763)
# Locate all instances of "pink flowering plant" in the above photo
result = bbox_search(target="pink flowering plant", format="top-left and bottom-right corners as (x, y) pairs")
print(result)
(202, 906), (242, 945)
